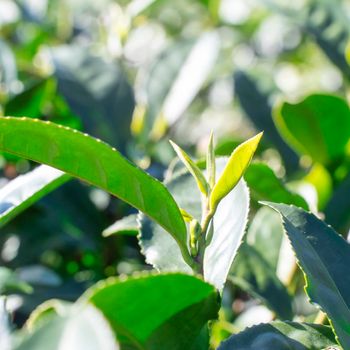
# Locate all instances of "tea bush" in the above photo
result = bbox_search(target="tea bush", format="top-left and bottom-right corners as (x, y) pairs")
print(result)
(0, 0), (350, 349)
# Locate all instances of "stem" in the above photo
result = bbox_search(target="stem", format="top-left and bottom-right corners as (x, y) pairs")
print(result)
(194, 196), (215, 274)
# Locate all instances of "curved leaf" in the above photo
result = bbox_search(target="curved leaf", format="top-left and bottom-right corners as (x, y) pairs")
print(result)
(83, 273), (219, 350)
(210, 133), (262, 213)
(274, 94), (350, 165)
(0, 117), (191, 266)
(217, 321), (337, 350)
(264, 202), (350, 349)
(169, 140), (209, 195)
(245, 162), (308, 210)
(0, 165), (69, 228)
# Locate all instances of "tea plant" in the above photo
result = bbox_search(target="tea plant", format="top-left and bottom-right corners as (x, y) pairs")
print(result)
(1, 0), (350, 349)
(0, 113), (347, 350)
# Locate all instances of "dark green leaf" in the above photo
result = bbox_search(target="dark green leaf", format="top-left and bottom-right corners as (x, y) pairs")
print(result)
(5, 80), (48, 118)
(325, 172), (350, 231)
(217, 321), (337, 350)
(84, 273), (219, 350)
(264, 202), (350, 349)
(51, 46), (134, 151)
(230, 243), (292, 319)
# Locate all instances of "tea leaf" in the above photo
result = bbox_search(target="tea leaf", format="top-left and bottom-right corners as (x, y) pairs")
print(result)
(218, 321), (337, 349)
(0, 165), (69, 228)
(210, 133), (262, 212)
(0, 117), (192, 266)
(169, 140), (209, 195)
(274, 94), (350, 165)
(84, 273), (219, 350)
(245, 162), (308, 210)
(264, 202), (350, 349)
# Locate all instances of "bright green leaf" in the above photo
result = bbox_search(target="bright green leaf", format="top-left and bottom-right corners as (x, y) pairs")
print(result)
(245, 162), (308, 210)
(83, 273), (219, 350)
(304, 163), (332, 210)
(264, 202), (350, 349)
(217, 321), (337, 349)
(273, 94), (350, 165)
(210, 133), (262, 212)
(5, 80), (48, 118)
(0, 117), (192, 267)
(169, 140), (209, 195)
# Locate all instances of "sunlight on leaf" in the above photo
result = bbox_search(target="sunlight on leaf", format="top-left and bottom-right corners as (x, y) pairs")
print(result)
(210, 132), (262, 212)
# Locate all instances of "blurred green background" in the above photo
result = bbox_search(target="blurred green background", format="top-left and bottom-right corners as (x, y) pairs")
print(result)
(1, 0), (350, 345)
